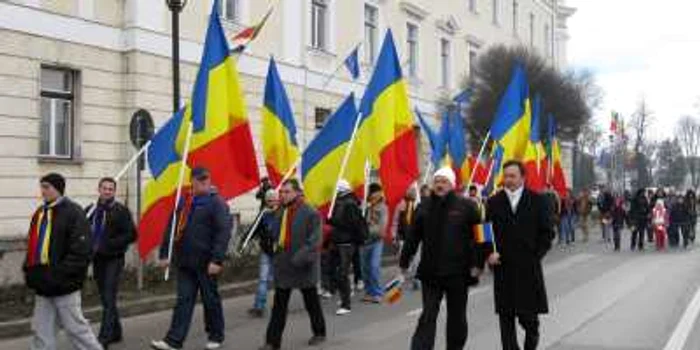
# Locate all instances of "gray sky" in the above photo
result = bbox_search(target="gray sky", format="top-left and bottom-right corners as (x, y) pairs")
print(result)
(567, 0), (700, 140)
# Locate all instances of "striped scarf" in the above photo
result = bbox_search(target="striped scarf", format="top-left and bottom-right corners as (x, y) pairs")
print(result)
(278, 200), (299, 252)
(26, 198), (62, 267)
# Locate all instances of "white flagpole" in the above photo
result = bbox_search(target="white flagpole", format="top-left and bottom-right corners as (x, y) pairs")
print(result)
(321, 43), (362, 89)
(361, 160), (371, 215)
(274, 157), (302, 192)
(422, 162), (434, 185)
(327, 112), (363, 219)
(467, 132), (491, 187)
(85, 140), (152, 219)
(164, 122), (194, 281)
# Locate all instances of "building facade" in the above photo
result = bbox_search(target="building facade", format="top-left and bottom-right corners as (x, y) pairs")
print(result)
(0, 0), (573, 283)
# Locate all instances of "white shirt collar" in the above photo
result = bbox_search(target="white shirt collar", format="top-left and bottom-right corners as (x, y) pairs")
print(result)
(505, 186), (524, 212)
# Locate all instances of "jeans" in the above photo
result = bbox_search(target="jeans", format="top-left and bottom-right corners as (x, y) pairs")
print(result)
(335, 244), (355, 309)
(265, 288), (326, 348)
(93, 256), (124, 343)
(601, 221), (612, 242)
(253, 253), (274, 310)
(559, 214), (574, 244)
(499, 313), (540, 350)
(164, 267), (224, 348)
(31, 292), (102, 350)
(410, 277), (469, 350)
(361, 240), (384, 297)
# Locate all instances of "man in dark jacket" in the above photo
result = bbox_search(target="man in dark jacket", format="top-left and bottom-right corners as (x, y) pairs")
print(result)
(597, 188), (614, 242)
(24, 173), (102, 350)
(327, 179), (366, 315)
(248, 189), (280, 318)
(400, 167), (481, 350)
(86, 177), (136, 348)
(151, 167), (232, 350)
(485, 161), (555, 350)
(630, 189), (649, 251)
(260, 179), (326, 350)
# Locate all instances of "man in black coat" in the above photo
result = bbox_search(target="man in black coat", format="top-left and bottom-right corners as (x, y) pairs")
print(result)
(151, 167), (233, 350)
(485, 161), (555, 350)
(24, 173), (102, 350)
(87, 177), (137, 348)
(400, 167), (481, 350)
(630, 189), (649, 251)
(327, 179), (367, 315)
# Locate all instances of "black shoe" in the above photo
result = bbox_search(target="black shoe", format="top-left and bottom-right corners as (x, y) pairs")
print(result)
(100, 341), (109, 350)
(258, 345), (280, 350)
(247, 308), (264, 318)
(308, 335), (326, 346)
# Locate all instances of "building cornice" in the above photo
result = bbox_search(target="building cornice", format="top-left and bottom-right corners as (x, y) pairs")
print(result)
(399, 1), (430, 21)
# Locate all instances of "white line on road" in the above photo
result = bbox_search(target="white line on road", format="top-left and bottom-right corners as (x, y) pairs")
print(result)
(663, 282), (700, 350)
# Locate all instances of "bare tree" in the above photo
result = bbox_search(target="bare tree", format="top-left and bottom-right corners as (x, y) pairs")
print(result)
(676, 115), (700, 188)
(577, 121), (603, 156)
(629, 98), (654, 188)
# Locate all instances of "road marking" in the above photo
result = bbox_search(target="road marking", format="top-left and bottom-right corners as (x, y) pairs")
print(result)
(663, 283), (700, 350)
(404, 253), (597, 317)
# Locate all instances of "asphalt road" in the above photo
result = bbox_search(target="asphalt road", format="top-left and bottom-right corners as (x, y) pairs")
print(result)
(2, 235), (700, 350)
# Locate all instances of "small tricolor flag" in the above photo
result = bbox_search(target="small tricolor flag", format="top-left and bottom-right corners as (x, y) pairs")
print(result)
(230, 7), (273, 54)
(344, 46), (360, 80)
(384, 277), (403, 305)
(473, 222), (495, 244)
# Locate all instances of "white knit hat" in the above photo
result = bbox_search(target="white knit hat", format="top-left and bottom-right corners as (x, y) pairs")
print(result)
(336, 179), (352, 193)
(433, 167), (456, 187)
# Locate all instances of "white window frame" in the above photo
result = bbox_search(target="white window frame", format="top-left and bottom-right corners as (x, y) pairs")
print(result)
(468, 41), (481, 78)
(221, 0), (240, 22)
(363, 3), (379, 65)
(439, 38), (452, 89)
(492, 0), (500, 25)
(469, 0), (478, 14)
(406, 21), (420, 78)
(39, 67), (75, 159)
(311, 0), (329, 51)
(529, 12), (535, 47)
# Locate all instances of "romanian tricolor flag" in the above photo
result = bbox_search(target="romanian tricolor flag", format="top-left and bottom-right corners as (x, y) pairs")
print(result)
(262, 58), (300, 186)
(448, 109), (468, 189)
(489, 63), (531, 185)
(230, 7), (273, 54)
(415, 108), (447, 168)
(178, 1), (260, 200)
(356, 30), (419, 209)
(302, 94), (359, 215)
(523, 94), (546, 192)
(548, 115), (568, 198)
(383, 277), (403, 305)
(473, 222), (495, 244)
(484, 143), (505, 196)
(139, 108), (191, 259)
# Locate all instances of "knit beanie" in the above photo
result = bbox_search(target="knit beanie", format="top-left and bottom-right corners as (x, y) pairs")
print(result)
(40, 173), (66, 195)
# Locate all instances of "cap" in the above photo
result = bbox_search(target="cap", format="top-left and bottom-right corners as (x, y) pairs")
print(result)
(191, 167), (210, 180)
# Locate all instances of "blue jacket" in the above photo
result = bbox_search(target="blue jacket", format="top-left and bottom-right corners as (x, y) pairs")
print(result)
(160, 190), (233, 268)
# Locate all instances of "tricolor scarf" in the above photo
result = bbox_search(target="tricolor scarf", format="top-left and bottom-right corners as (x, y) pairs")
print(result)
(174, 192), (194, 243)
(278, 198), (300, 252)
(26, 198), (63, 267)
(90, 198), (114, 253)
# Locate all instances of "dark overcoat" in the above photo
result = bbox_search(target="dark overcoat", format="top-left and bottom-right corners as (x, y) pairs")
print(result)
(273, 200), (322, 290)
(486, 188), (555, 315)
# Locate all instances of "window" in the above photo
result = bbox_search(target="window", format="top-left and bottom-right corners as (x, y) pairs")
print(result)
(512, 0), (518, 35)
(364, 4), (378, 64)
(544, 23), (552, 57)
(314, 107), (331, 129)
(40, 67), (75, 158)
(440, 39), (451, 88)
(529, 12), (535, 46)
(221, 0), (239, 22)
(469, 43), (480, 78)
(492, 0), (500, 25)
(469, 0), (477, 13)
(407, 23), (419, 78)
(311, 0), (328, 50)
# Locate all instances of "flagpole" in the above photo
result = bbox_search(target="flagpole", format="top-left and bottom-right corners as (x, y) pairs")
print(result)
(327, 112), (363, 219)
(321, 43), (361, 89)
(361, 160), (371, 215)
(164, 122), (194, 281)
(422, 162), (434, 185)
(467, 131), (491, 187)
(274, 158), (302, 191)
(483, 151), (497, 191)
(85, 140), (152, 219)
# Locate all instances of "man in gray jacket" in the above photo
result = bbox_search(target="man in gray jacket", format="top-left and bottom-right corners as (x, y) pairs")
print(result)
(260, 179), (326, 350)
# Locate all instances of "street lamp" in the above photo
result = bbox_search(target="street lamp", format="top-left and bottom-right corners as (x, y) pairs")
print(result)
(166, 0), (188, 113)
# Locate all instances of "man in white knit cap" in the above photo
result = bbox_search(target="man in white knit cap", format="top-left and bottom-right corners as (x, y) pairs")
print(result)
(400, 167), (482, 350)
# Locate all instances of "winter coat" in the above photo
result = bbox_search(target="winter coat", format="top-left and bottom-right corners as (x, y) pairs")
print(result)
(366, 200), (388, 244)
(273, 199), (322, 289)
(159, 190), (233, 268)
(486, 189), (555, 315)
(328, 193), (367, 245)
(24, 198), (92, 297)
(256, 209), (280, 256)
(630, 195), (650, 225)
(86, 200), (137, 259)
(399, 191), (481, 282)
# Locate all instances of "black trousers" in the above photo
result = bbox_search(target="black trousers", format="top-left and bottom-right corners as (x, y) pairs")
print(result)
(498, 313), (540, 350)
(334, 244), (355, 309)
(352, 246), (362, 285)
(631, 223), (645, 250)
(266, 287), (326, 348)
(410, 277), (469, 350)
(93, 256), (124, 342)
